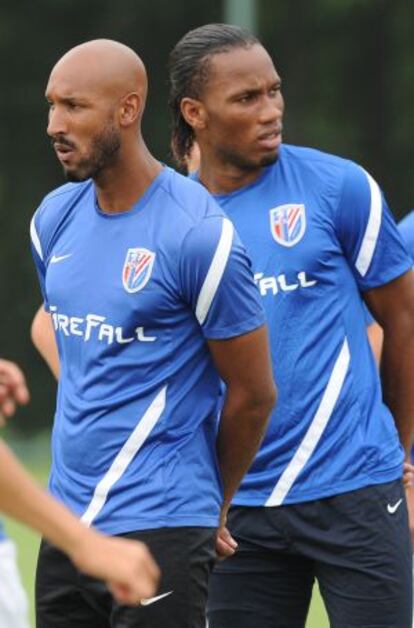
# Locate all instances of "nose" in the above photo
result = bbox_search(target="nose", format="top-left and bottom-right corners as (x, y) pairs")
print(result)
(259, 92), (284, 125)
(47, 105), (68, 138)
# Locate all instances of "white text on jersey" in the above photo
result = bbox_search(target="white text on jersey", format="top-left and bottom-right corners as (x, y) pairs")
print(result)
(50, 306), (157, 345)
(254, 271), (317, 296)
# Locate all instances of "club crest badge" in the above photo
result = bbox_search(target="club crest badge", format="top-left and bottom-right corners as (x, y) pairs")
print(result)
(122, 248), (155, 294)
(269, 204), (306, 247)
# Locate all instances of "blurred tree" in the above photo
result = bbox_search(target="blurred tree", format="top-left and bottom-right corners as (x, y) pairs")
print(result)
(260, 0), (414, 214)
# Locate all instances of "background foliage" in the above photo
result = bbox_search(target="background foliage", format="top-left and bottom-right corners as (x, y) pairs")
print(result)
(0, 0), (413, 432)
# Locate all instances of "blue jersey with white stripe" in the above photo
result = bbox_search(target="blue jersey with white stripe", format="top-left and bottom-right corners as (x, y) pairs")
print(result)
(204, 144), (411, 506)
(30, 166), (265, 534)
(399, 211), (414, 260)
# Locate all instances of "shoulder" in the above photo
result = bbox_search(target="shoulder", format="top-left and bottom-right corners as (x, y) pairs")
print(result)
(158, 167), (226, 229)
(282, 145), (373, 210)
(31, 180), (92, 260)
(33, 180), (92, 226)
(281, 143), (363, 181)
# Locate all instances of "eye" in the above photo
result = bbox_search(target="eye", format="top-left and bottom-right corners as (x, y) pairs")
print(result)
(66, 101), (81, 111)
(238, 92), (257, 104)
(269, 84), (282, 97)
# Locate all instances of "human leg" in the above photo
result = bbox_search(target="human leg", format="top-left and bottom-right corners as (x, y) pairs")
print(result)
(208, 506), (314, 628)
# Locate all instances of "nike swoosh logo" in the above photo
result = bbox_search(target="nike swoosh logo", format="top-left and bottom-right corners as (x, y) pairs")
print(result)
(50, 253), (72, 264)
(387, 498), (403, 514)
(141, 590), (173, 606)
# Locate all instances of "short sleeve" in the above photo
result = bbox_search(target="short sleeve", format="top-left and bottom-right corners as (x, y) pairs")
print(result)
(30, 212), (49, 309)
(179, 214), (266, 339)
(398, 211), (414, 263)
(336, 162), (412, 291)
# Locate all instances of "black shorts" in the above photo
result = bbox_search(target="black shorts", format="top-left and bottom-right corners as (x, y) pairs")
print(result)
(208, 480), (412, 628)
(36, 526), (216, 628)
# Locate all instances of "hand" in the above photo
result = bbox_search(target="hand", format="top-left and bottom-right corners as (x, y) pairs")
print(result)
(215, 525), (238, 560)
(0, 359), (30, 424)
(403, 461), (414, 488)
(71, 531), (160, 605)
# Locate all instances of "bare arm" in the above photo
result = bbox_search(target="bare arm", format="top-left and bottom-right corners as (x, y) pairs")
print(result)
(366, 321), (383, 368)
(0, 357), (159, 603)
(207, 324), (276, 526)
(31, 305), (60, 379)
(0, 439), (159, 603)
(364, 269), (414, 456)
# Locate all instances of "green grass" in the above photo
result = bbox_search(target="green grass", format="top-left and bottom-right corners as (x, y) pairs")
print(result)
(3, 434), (329, 627)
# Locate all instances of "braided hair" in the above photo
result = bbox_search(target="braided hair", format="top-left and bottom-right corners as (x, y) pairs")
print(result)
(168, 23), (258, 167)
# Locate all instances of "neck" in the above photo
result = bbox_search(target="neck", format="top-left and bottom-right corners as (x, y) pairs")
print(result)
(196, 149), (264, 195)
(94, 136), (162, 213)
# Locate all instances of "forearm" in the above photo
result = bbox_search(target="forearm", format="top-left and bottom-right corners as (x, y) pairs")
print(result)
(0, 440), (87, 556)
(381, 330), (414, 456)
(217, 392), (274, 519)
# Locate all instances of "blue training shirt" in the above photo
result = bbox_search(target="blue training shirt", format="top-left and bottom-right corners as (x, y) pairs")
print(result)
(195, 144), (412, 506)
(399, 210), (414, 259)
(30, 166), (265, 534)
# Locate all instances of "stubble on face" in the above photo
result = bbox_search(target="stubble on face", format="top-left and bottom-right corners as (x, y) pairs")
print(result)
(214, 141), (279, 172)
(62, 122), (121, 182)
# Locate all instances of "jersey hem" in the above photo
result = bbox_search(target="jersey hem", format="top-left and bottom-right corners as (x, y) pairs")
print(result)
(232, 467), (402, 506)
(91, 514), (220, 535)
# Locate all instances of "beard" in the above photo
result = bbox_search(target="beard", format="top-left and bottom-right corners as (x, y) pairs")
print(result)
(215, 143), (279, 172)
(63, 123), (121, 182)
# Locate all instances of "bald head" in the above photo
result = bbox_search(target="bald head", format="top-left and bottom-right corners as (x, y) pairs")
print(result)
(47, 39), (147, 121)
(46, 39), (150, 182)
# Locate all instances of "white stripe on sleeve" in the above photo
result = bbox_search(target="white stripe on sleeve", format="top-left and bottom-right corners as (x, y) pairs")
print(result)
(195, 218), (234, 326)
(30, 215), (43, 261)
(265, 338), (350, 507)
(355, 170), (382, 277)
(81, 385), (167, 526)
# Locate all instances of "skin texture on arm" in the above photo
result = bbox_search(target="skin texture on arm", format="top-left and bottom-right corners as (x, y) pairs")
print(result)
(364, 269), (414, 457)
(366, 321), (383, 367)
(0, 439), (159, 604)
(31, 305), (60, 379)
(366, 292), (414, 545)
(207, 323), (276, 556)
(0, 356), (159, 604)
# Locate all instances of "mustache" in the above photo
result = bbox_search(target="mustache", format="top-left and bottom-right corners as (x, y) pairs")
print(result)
(51, 136), (77, 150)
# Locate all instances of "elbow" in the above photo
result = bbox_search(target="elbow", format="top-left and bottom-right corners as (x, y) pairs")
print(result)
(247, 381), (277, 425)
(263, 382), (277, 416)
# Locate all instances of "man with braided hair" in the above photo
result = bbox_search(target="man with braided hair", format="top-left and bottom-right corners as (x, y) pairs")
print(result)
(169, 23), (414, 628)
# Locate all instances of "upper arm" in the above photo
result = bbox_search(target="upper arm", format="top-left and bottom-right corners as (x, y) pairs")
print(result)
(179, 214), (266, 339)
(31, 305), (60, 379)
(207, 324), (275, 401)
(336, 163), (411, 290)
(30, 211), (49, 308)
(364, 269), (414, 333)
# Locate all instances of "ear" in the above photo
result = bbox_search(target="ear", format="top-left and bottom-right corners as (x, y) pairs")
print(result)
(180, 97), (207, 130)
(119, 92), (141, 128)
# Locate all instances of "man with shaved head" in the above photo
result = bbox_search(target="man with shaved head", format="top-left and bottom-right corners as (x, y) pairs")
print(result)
(30, 40), (275, 627)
